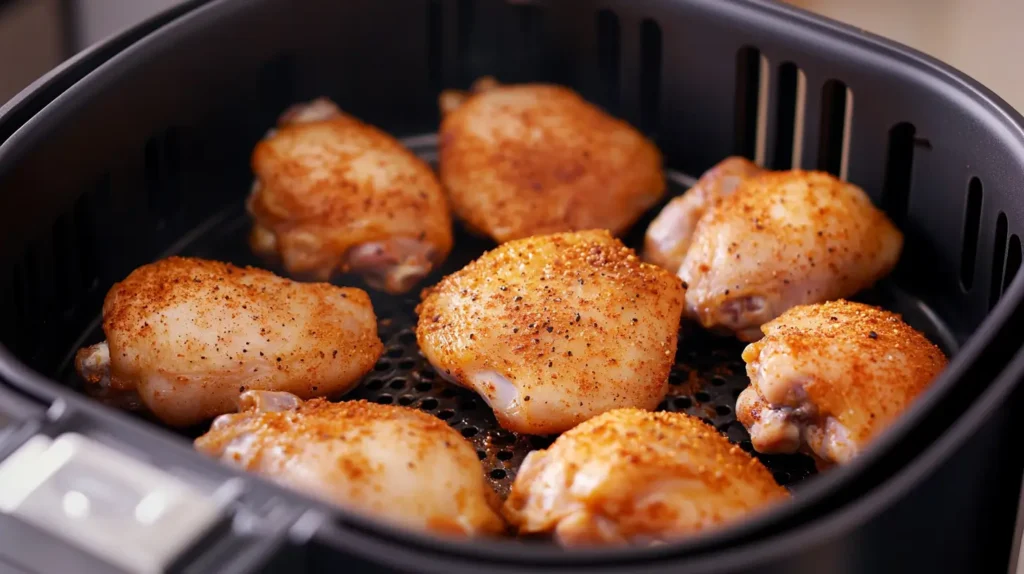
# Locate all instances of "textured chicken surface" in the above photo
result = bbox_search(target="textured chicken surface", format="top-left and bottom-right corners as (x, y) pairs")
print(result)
(74, 257), (383, 427)
(438, 77), (665, 243)
(644, 156), (764, 272)
(678, 168), (903, 341)
(195, 390), (505, 537)
(416, 230), (685, 435)
(736, 300), (947, 466)
(503, 408), (789, 546)
(247, 97), (453, 294)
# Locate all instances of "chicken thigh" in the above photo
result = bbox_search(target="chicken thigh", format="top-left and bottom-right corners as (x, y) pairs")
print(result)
(644, 156), (764, 272)
(503, 408), (789, 546)
(247, 97), (453, 294)
(75, 257), (383, 427)
(416, 230), (685, 435)
(438, 77), (665, 243)
(736, 300), (947, 466)
(195, 390), (505, 537)
(678, 168), (902, 341)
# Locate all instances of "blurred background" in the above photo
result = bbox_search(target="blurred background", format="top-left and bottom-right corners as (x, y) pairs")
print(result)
(1, 0), (1023, 110)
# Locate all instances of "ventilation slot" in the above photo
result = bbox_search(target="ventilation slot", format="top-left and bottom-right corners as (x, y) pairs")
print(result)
(427, 0), (443, 93)
(513, 3), (544, 82)
(881, 122), (916, 227)
(596, 9), (621, 113)
(73, 175), (109, 293)
(771, 62), (804, 170)
(258, 54), (296, 122)
(456, 0), (475, 84)
(817, 80), (853, 179)
(990, 212), (1008, 310)
(733, 46), (765, 162)
(639, 19), (662, 135)
(144, 128), (183, 226)
(1005, 235), (1022, 295)
(960, 177), (983, 291)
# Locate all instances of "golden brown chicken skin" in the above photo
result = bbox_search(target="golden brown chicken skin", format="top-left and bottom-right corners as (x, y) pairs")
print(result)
(678, 169), (903, 341)
(736, 300), (948, 466)
(74, 257), (383, 427)
(644, 156), (764, 272)
(503, 408), (789, 546)
(416, 230), (685, 435)
(247, 98), (453, 294)
(438, 77), (665, 243)
(195, 391), (505, 537)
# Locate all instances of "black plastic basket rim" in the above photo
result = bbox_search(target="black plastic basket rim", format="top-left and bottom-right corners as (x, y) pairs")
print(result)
(0, 0), (1023, 566)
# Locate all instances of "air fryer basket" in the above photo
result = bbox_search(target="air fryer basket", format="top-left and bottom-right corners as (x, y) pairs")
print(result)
(2, 0), (1024, 572)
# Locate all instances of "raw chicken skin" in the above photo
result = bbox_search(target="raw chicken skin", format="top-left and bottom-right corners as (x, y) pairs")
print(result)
(644, 156), (764, 272)
(74, 257), (383, 427)
(195, 391), (505, 537)
(678, 168), (903, 341)
(736, 300), (947, 466)
(247, 98), (453, 294)
(438, 77), (665, 243)
(416, 230), (685, 435)
(503, 408), (789, 546)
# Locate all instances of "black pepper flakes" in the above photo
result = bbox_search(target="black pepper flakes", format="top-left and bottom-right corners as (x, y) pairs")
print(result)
(869, 331), (878, 339)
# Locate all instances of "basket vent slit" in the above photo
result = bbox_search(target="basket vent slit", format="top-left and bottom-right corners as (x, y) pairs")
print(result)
(881, 122), (916, 227)
(639, 18), (661, 136)
(733, 46), (761, 160)
(1004, 235), (1022, 295)
(595, 9), (621, 114)
(960, 177), (984, 291)
(770, 62), (801, 170)
(989, 211), (1008, 309)
(817, 79), (852, 179)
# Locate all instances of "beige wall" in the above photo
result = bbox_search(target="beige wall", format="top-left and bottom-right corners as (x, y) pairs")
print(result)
(0, 0), (63, 104)
(788, 0), (1024, 111)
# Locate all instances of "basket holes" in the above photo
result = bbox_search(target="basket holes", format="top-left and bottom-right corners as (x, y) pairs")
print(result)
(639, 19), (662, 135)
(420, 398), (439, 410)
(989, 212), (1009, 310)
(490, 469), (507, 480)
(711, 376), (727, 386)
(415, 381), (433, 392)
(477, 450), (487, 460)
(770, 63), (805, 170)
(398, 331), (416, 344)
(461, 426), (479, 438)
(419, 369), (436, 381)
(1003, 235), (1022, 295)
(817, 81), (853, 180)
(389, 378), (407, 390)
(596, 9), (621, 113)
(657, 400), (669, 410)
(529, 435), (554, 449)
(427, 0), (443, 93)
(694, 391), (711, 402)
(881, 122), (916, 227)
(494, 432), (515, 446)
(960, 177), (984, 291)
(385, 346), (404, 358)
(438, 409), (455, 420)
(668, 372), (683, 386)
(716, 405), (732, 416)
(733, 46), (762, 160)
(497, 450), (514, 461)
(674, 396), (692, 409)
(366, 379), (384, 391)
(441, 387), (458, 398)
(376, 395), (394, 405)
(398, 358), (417, 370)
(374, 359), (391, 372)
(398, 396), (414, 406)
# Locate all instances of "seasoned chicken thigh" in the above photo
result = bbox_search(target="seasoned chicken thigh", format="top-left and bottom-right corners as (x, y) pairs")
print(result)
(644, 156), (764, 272)
(678, 169), (902, 341)
(75, 257), (383, 427)
(416, 230), (685, 435)
(736, 300), (947, 466)
(503, 408), (789, 546)
(438, 77), (665, 243)
(195, 391), (505, 537)
(247, 98), (453, 294)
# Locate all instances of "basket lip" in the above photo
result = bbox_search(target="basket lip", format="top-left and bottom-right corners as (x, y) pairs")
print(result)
(0, 0), (1023, 567)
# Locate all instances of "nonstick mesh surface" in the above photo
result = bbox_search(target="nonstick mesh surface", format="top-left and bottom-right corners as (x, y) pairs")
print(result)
(58, 133), (963, 499)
